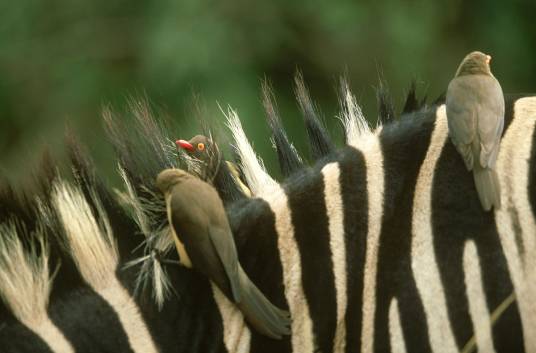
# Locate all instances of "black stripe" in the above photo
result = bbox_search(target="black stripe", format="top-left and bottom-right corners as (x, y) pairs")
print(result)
(121, 265), (227, 353)
(48, 286), (136, 353)
(375, 108), (437, 352)
(338, 147), (368, 353)
(229, 198), (291, 353)
(477, 244), (524, 353)
(51, 266), (227, 353)
(431, 138), (489, 349)
(284, 163), (337, 353)
(431, 96), (524, 352)
(170, 270), (228, 353)
(0, 320), (54, 353)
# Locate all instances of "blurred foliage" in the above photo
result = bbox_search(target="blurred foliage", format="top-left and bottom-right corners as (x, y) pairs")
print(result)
(1, 0), (535, 184)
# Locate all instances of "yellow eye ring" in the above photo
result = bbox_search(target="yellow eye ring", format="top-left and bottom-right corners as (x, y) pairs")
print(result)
(197, 143), (205, 151)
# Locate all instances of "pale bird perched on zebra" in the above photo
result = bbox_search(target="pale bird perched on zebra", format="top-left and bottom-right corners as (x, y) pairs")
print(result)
(0, 72), (535, 353)
(446, 51), (505, 211)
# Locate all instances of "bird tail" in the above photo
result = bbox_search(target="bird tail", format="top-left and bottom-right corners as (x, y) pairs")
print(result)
(473, 165), (501, 211)
(236, 267), (291, 339)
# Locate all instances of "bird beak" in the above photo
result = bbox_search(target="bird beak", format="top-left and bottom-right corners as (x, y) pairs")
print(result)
(176, 139), (194, 151)
(486, 55), (492, 64)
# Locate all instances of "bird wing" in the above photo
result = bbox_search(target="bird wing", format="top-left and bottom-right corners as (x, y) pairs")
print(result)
(446, 78), (478, 169)
(208, 225), (242, 303)
(476, 77), (504, 168)
(168, 189), (240, 302)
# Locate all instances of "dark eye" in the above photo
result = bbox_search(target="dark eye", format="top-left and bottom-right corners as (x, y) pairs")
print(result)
(197, 143), (205, 151)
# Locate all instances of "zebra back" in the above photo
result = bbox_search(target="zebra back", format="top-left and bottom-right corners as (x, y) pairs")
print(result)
(0, 79), (535, 353)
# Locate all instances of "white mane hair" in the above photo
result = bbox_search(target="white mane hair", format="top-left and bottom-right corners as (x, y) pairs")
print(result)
(117, 165), (175, 309)
(52, 181), (118, 288)
(224, 80), (374, 188)
(0, 220), (75, 352)
(0, 221), (51, 326)
(338, 78), (373, 146)
(51, 180), (159, 353)
(224, 106), (278, 196)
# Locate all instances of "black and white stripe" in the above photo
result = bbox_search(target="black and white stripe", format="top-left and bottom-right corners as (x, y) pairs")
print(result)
(219, 89), (536, 352)
(0, 79), (535, 353)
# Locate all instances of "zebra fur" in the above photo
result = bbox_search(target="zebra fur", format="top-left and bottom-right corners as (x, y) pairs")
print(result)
(0, 78), (535, 353)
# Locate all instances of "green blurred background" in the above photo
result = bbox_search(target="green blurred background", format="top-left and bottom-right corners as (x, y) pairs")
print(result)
(1, 0), (535, 184)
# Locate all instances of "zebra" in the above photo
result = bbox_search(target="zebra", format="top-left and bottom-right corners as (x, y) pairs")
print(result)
(0, 75), (534, 353)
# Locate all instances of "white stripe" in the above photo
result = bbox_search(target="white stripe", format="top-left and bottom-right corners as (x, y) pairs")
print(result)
(495, 96), (536, 352)
(226, 101), (313, 349)
(463, 240), (496, 353)
(31, 317), (75, 353)
(346, 129), (384, 353)
(321, 163), (347, 352)
(99, 279), (161, 353)
(53, 182), (158, 353)
(261, 186), (315, 353)
(360, 131), (385, 353)
(212, 284), (251, 353)
(0, 223), (75, 353)
(411, 105), (458, 352)
(388, 298), (407, 353)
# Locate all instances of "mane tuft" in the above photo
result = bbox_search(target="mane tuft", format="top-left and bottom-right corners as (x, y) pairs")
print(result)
(224, 106), (278, 196)
(294, 71), (336, 160)
(103, 99), (178, 190)
(118, 165), (175, 310)
(402, 80), (428, 115)
(339, 77), (372, 147)
(0, 222), (51, 326)
(375, 77), (396, 124)
(52, 181), (118, 289)
(262, 80), (304, 177)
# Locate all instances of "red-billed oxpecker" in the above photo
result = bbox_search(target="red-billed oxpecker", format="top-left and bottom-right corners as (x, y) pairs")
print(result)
(155, 168), (291, 339)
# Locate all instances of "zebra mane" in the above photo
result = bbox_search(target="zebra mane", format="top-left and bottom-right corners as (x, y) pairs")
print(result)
(295, 72), (337, 159)
(0, 75), (429, 315)
(225, 106), (278, 196)
(262, 80), (304, 178)
(402, 80), (427, 115)
(376, 76), (396, 124)
(230, 74), (428, 196)
(0, 221), (50, 327)
(339, 77), (372, 146)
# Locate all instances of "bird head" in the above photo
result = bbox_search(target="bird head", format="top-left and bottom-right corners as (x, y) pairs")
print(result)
(176, 135), (222, 182)
(176, 135), (218, 161)
(455, 51), (493, 77)
(155, 168), (190, 193)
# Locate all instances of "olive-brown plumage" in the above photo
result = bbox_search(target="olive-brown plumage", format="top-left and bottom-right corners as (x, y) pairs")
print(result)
(446, 51), (504, 211)
(156, 168), (290, 339)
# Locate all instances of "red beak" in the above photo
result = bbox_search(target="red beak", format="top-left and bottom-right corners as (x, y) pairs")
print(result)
(176, 139), (194, 151)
